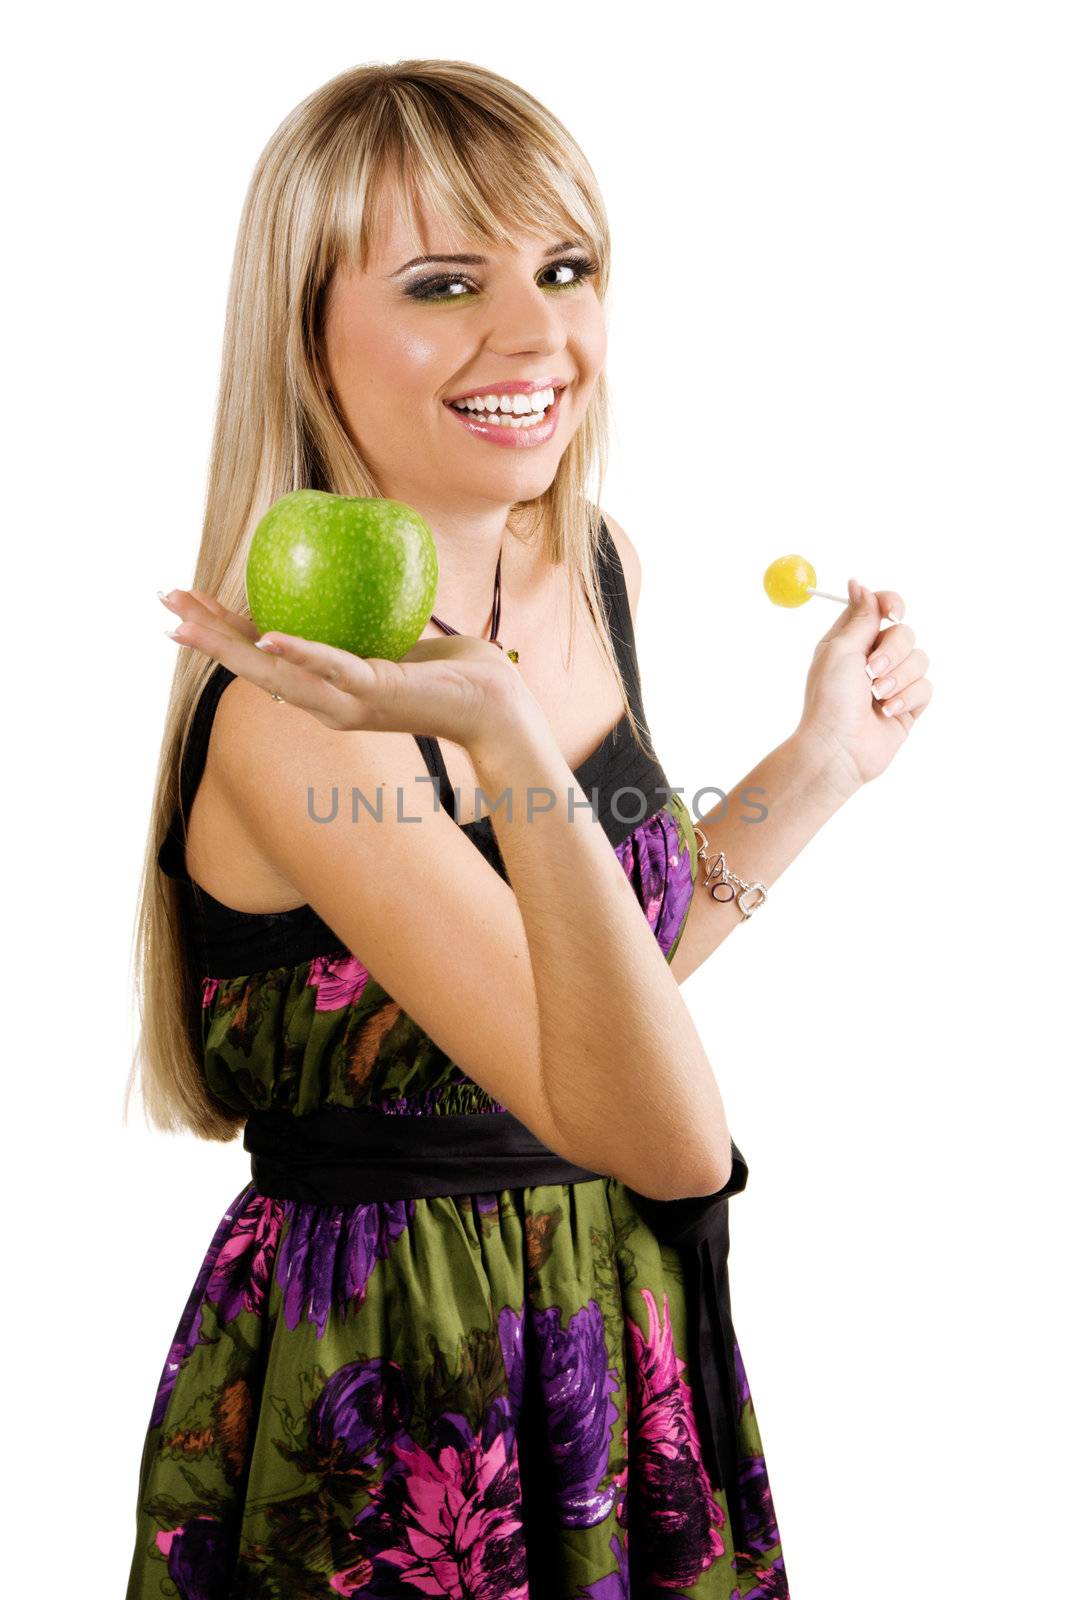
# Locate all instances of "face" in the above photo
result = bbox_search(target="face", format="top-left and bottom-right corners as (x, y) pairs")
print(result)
(320, 190), (607, 524)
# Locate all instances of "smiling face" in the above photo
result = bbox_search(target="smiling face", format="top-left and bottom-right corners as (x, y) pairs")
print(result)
(319, 187), (607, 523)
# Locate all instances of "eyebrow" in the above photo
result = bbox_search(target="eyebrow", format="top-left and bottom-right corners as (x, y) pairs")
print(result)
(388, 240), (582, 278)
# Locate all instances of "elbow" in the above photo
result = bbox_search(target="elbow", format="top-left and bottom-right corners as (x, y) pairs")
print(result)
(659, 1144), (735, 1203)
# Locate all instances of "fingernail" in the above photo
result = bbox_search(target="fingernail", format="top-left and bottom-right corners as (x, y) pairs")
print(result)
(847, 577), (859, 604)
(867, 652), (889, 677)
(255, 636), (282, 653)
(887, 608), (903, 623)
(164, 626), (185, 641)
(872, 675), (896, 700)
(158, 589), (179, 612)
(882, 697), (904, 716)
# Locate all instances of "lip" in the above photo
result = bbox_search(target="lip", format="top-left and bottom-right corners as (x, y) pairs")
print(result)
(445, 388), (564, 449)
(443, 377), (571, 404)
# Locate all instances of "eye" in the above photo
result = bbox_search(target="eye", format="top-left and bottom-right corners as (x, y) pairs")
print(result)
(406, 254), (599, 303)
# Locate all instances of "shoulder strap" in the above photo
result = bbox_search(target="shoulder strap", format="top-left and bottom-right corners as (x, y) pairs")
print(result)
(593, 516), (646, 719)
(412, 731), (457, 821)
(157, 662), (236, 881)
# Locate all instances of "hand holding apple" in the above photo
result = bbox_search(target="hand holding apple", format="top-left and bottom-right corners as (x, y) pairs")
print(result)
(158, 583), (528, 762)
(245, 490), (439, 661)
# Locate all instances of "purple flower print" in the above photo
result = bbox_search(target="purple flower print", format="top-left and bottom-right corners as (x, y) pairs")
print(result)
(734, 1335), (752, 1416)
(625, 1285), (726, 1589)
(149, 1184), (270, 1429)
(530, 1300), (620, 1527)
(308, 951), (370, 1011)
(275, 1197), (413, 1337)
(616, 810), (693, 958)
(736, 1555), (790, 1598)
(738, 1454), (781, 1558)
(353, 1410), (527, 1598)
(497, 1303), (527, 1424)
(309, 1356), (413, 1476)
(154, 1516), (236, 1599)
(579, 1531), (630, 1599)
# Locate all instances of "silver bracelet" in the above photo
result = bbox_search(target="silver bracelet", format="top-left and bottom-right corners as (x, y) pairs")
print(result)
(692, 825), (769, 919)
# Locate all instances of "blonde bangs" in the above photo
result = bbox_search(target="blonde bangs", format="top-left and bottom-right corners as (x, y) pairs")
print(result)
(324, 76), (608, 296)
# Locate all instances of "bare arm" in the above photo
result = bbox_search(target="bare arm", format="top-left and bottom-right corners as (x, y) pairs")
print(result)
(214, 675), (731, 1203)
(668, 730), (860, 984)
(467, 716), (732, 1196)
(601, 511), (867, 985)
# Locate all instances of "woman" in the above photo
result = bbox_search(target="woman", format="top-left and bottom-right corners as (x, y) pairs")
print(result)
(126, 59), (931, 1599)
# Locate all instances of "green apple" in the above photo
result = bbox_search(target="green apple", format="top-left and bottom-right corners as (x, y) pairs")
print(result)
(245, 490), (438, 660)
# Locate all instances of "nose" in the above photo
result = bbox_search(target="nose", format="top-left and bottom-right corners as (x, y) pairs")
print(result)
(483, 270), (569, 360)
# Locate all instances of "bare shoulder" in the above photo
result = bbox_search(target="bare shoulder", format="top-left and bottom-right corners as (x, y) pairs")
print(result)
(600, 509), (642, 619)
(209, 670), (430, 833)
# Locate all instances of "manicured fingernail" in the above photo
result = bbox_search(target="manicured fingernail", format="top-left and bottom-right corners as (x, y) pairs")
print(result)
(882, 697), (904, 715)
(867, 652), (889, 677)
(158, 589), (179, 612)
(872, 675), (896, 699)
(888, 605), (904, 622)
(164, 626), (185, 641)
(255, 636), (282, 653)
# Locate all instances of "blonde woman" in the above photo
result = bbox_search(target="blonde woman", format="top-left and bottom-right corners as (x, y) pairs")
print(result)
(126, 60), (931, 1599)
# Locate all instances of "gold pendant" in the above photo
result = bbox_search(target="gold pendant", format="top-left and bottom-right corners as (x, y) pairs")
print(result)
(506, 648), (519, 664)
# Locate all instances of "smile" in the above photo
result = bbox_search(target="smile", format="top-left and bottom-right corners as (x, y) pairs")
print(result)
(444, 387), (564, 449)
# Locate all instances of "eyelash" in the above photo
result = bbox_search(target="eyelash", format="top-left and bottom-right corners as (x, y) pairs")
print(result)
(406, 254), (599, 303)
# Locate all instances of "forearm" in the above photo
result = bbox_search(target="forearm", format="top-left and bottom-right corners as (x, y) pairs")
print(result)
(469, 723), (731, 1200)
(669, 726), (862, 984)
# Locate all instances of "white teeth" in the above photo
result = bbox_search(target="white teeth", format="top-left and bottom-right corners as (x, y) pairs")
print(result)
(450, 386), (556, 415)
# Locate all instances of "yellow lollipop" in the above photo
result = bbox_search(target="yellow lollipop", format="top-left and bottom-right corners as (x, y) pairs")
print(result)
(763, 554), (848, 608)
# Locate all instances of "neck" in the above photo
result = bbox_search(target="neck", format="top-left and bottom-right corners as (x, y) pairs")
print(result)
(410, 502), (536, 636)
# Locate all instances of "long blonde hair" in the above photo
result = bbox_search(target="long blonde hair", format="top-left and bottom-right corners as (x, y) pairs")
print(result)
(125, 58), (649, 1143)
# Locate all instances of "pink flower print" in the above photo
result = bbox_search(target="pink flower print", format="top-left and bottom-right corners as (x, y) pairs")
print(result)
(201, 976), (219, 1008)
(355, 1412), (527, 1597)
(204, 1190), (284, 1326)
(625, 1285), (726, 1588)
(308, 952), (370, 1012)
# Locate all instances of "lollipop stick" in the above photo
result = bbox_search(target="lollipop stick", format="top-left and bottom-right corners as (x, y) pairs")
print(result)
(806, 586), (849, 604)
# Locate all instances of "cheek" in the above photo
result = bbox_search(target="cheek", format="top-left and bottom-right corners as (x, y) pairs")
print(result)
(573, 305), (608, 376)
(387, 328), (449, 394)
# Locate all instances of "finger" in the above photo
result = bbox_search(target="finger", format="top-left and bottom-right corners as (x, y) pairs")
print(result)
(907, 678), (934, 720)
(253, 630), (383, 698)
(186, 588), (260, 642)
(819, 577), (882, 649)
(869, 587), (906, 625)
(868, 647), (930, 702)
(168, 615), (371, 727)
(876, 676), (933, 720)
(163, 587), (258, 647)
(864, 623), (917, 682)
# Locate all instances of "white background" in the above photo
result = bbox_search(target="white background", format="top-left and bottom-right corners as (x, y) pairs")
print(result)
(5, 4), (1063, 1595)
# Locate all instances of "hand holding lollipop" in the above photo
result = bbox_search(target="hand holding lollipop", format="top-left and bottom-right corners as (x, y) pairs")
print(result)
(763, 554), (901, 622)
(761, 553), (933, 789)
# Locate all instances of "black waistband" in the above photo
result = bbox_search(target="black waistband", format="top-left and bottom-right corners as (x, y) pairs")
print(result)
(243, 1105), (608, 1203)
(243, 1105), (750, 1543)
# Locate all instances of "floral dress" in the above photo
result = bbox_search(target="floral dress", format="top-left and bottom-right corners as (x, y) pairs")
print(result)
(126, 524), (790, 1599)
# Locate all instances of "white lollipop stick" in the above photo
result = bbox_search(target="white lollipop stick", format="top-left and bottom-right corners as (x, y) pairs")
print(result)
(806, 583), (903, 623)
